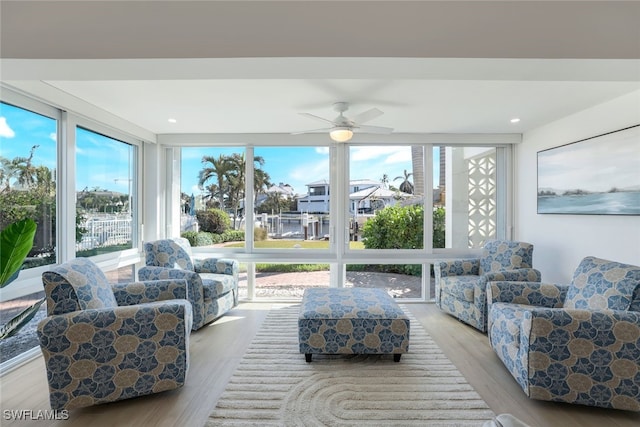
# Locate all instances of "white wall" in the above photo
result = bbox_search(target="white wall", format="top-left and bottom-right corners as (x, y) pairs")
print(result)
(515, 90), (640, 283)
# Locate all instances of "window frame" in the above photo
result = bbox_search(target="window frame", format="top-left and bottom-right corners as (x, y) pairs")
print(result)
(0, 92), (61, 300)
(170, 135), (516, 302)
(0, 88), (147, 302)
(67, 113), (144, 270)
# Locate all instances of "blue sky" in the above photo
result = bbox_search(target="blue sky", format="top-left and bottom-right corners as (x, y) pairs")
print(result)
(1, 103), (58, 172)
(1, 102), (439, 197)
(1, 102), (132, 194)
(182, 146), (440, 197)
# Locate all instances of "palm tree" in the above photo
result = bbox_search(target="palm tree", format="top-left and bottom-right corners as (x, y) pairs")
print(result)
(199, 154), (232, 210)
(381, 174), (389, 189)
(226, 153), (269, 217)
(34, 165), (55, 197)
(202, 184), (221, 209)
(394, 169), (414, 194)
(0, 156), (19, 191)
(254, 168), (271, 205)
(13, 145), (40, 189)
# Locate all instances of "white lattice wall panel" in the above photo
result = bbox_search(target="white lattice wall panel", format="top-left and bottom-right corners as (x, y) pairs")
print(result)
(467, 153), (496, 247)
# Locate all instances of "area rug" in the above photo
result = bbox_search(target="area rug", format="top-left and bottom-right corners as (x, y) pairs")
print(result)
(206, 305), (494, 426)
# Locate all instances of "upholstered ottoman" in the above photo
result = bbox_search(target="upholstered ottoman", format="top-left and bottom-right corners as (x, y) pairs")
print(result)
(298, 288), (410, 362)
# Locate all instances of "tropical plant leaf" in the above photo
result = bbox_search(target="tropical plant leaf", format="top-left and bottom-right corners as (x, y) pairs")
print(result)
(0, 218), (37, 287)
(0, 298), (45, 340)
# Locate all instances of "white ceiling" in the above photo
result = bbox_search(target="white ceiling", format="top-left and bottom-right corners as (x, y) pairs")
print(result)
(1, 1), (639, 137)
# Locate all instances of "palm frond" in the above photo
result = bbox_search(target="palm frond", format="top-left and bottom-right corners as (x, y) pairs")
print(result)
(0, 298), (45, 340)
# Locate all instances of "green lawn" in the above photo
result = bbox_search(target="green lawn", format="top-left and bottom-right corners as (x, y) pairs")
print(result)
(224, 240), (365, 250)
(223, 239), (365, 272)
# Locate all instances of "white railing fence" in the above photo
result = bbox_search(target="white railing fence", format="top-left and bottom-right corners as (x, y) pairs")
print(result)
(76, 215), (132, 251)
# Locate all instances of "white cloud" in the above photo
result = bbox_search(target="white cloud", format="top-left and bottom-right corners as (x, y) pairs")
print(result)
(350, 146), (409, 162)
(315, 147), (330, 155)
(0, 117), (16, 138)
(384, 149), (411, 164)
(49, 132), (56, 141)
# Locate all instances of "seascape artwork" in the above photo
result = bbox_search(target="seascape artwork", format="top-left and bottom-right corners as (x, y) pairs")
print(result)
(537, 125), (640, 215)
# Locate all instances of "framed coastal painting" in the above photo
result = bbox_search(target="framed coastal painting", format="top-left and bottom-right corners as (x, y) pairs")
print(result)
(537, 124), (640, 215)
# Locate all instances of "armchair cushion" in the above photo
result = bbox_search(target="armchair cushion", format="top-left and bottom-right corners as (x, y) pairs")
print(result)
(42, 258), (118, 315)
(201, 274), (238, 300)
(565, 256), (640, 311)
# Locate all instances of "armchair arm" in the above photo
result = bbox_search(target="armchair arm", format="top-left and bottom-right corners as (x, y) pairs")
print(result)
(37, 301), (192, 410)
(193, 258), (239, 278)
(487, 281), (568, 307)
(484, 268), (541, 283)
(434, 258), (480, 278)
(138, 266), (205, 330)
(112, 279), (188, 306)
(139, 266), (203, 293)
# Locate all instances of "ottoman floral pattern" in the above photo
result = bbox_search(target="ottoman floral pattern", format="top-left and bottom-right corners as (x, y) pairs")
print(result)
(298, 288), (409, 360)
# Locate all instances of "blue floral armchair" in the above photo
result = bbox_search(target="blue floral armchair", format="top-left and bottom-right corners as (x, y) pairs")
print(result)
(434, 240), (541, 332)
(37, 258), (192, 410)
(487, 256), (640, 411)
(138, 237), (239, 330)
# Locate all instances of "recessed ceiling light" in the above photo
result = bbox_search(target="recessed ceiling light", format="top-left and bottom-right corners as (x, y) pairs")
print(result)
(168, 118), (177, 123)
(510, 118), (520, 123)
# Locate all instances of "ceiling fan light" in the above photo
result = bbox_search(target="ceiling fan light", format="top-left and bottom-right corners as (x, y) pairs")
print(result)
(329, 127), (353, 142)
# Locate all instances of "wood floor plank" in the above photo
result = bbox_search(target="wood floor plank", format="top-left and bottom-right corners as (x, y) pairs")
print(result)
(1, 302), (638, 426)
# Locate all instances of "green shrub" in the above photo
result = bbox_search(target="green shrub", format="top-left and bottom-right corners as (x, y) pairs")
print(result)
(194, 232), (214, 246)
(362, 204), (423, 250)
(359, 204), (430, 277)
(196, 208), (231, 234)
(256, 263), (329, 273)
(181, 230), (198, 246)
(222, 230), (245, 242)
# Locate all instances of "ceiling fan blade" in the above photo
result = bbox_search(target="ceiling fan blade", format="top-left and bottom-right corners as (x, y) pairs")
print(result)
(291, 127), (333, 135)
(299, 112), (335, 125)
(356, 124), (394, 134)
(351, 108), (384, 124)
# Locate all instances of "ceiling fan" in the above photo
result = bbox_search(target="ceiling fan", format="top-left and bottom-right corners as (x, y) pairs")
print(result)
(293, 102), (394, 142)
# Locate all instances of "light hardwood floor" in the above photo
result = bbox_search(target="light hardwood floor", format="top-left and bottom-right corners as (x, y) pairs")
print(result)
(1, 302), (639, 427)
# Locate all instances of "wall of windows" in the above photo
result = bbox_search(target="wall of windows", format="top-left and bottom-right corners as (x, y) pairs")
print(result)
(175, 138), (513, 302)
(0, 89), (145, 370)
(0, 85), (516, 367)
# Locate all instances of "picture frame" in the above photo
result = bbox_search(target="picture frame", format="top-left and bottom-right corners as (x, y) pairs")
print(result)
(537, 124), (640, 215)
